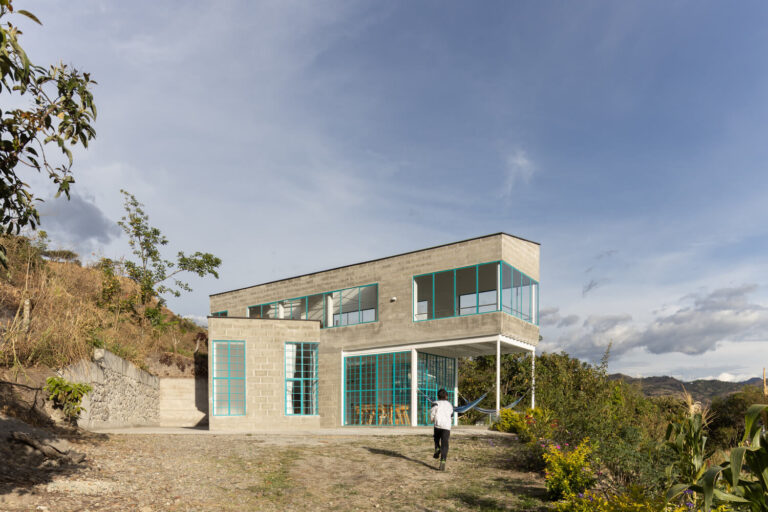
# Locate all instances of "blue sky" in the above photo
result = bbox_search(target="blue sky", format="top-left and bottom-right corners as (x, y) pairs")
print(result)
(14, 1), (768, 381)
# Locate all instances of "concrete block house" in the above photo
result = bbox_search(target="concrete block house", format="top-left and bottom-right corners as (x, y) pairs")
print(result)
(207, 233), (540, 431)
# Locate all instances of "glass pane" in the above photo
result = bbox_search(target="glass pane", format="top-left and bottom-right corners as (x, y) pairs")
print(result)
(285, 343), (297, 376)
(359, 285), (377, 323)
(455, 267), (476, 316)
(434, 271), (454, 318)
(414, 274), (433, 320)
(248, 305), (262, 318)
(513, 269), (523, 317)
(501, 263), (513, 314)
(262, 303), (278, 319)
(341, 287), (361, 326)
(521, 275), (531, 322)
(307, 294), (324, 326)
(478, 263), (498, 313)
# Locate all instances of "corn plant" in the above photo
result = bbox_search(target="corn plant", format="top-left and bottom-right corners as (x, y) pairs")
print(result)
(667, 404), (768, 511)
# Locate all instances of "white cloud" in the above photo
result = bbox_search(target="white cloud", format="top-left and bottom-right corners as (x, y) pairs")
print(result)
(502, 149), (535, 196)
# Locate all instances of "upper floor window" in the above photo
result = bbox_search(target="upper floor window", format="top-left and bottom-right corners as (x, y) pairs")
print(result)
(211, 310), (228, 317)
(413, 261), (538, 325)
(247, 284), (378, 329)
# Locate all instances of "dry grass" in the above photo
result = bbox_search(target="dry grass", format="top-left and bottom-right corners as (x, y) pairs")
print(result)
(0, 235), (204, 371)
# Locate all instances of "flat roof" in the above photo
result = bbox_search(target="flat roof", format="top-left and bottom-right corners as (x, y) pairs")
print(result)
(210, 232), (539, 297)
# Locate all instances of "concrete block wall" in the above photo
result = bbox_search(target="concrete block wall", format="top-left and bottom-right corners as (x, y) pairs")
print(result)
(159, 378), (208, 427)
(208, 318), (324, 431)
(63, 348), (160, 430)
(210, 233), (540, 348)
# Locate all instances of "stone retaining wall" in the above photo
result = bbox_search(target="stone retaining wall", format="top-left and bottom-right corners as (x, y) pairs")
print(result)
(63, 349), (160, 430)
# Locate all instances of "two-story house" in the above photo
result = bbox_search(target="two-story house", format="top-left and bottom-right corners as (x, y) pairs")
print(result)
(207, 233), (539, 431)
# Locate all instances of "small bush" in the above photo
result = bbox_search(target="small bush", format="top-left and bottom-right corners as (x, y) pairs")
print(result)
(44, 376), (92, 421)
(543, 437), (596, 500)
(491, 409), (527, 436)
(555, 488), (732, 512)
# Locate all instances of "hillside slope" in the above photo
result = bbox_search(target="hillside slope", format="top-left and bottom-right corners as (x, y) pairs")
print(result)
(0, 235), (206, 372)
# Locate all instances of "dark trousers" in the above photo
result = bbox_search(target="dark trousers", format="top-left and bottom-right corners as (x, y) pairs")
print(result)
(433, 427), (450, 461)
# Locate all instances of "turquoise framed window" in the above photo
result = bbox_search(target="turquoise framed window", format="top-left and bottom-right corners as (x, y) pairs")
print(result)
(417, 353), (456, 426)
(211, 310), (228, 317)
(285, 342), (318, 415)
(248, 284), (378, 329)
(413, 261), (538, 326)
(212, 340), (245, 416)
(344, 352), (411, 426)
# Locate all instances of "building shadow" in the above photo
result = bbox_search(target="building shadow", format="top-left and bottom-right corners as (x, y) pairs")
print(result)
(363, 447), (437, 470)
(193, 353), (209, 427)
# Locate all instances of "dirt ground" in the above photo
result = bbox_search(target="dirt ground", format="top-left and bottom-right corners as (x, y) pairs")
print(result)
(0, 429), (549, 512)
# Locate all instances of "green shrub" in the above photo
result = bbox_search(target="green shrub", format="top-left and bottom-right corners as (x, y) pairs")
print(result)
(543, 437), (596, 500)
(555, 488), (733, 512)
(492, 409), (527, 435)
(44, 376), (93, 421)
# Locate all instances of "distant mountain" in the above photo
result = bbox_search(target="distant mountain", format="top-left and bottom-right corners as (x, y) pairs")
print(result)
(609, 374), (764, 403)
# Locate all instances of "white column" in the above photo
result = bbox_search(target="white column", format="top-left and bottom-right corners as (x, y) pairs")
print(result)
(453, 358), (459, 426)
(496, 338), (501, 412)
(411, 348), (418, 426)
(496, 263), (501, 311)
(412, 280), (418, 320)
(531, 348), (536, 409)
(326, 296), (334, 327)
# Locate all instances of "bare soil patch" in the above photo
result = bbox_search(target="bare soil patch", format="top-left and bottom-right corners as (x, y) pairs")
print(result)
(0, 430), (549, 511)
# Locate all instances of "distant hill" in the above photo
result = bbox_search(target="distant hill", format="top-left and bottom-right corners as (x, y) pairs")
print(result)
(609, 374), (764, 403)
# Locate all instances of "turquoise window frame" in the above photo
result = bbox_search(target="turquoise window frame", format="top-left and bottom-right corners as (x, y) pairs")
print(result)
(417, 352), (456, 426)
(343, 351), (411, 427)
(211, 310), (228, 317)
(212, 340), (245, 416)
(413, 261), (539, 326)
(247, 283), (378, 329)
(284, 342), (319, 416)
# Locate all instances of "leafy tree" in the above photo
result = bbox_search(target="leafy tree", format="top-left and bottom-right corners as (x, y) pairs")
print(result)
(117, 189), (221, 306)
(1, 1), (97, 267)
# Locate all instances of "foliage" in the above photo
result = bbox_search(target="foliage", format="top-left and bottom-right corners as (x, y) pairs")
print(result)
(556, 487), (733, 512)
(491, 408), (526, 435)
(708, 385), (766, 450)
(0, 234), (207, 369)
(543, 438), (596, 500)
(117, 190), (221, 305)
(666, 404), (768, 512)
(461, 350), (679, 493)
(0, 1), (96, 268)
(44, 375), (92, 421)
(663, 393), (712, 500)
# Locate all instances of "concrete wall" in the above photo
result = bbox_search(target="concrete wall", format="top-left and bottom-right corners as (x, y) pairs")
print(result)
(63, 348), (159, 430)
(159, 378), (208, 427)
(208, 318), (323, 431)
(210, 233), (540, 348)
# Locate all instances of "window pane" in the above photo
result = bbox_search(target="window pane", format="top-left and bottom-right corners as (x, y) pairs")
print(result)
(359, 285), (377, 323)
(414, 275), (433, 320)
(248, 305), (262, 318)
(521, 275), (531, 322)
(434, 271), (454, 318)
(478, 263), (498, 313)
(455, 267), (476, 316)
(341, 287), (361, 326)
(501, 263), (513, 314)
(307, 294), (325, 326)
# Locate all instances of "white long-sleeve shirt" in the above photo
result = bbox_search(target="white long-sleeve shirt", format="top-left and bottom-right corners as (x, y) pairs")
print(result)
(430, 400), (454, 430)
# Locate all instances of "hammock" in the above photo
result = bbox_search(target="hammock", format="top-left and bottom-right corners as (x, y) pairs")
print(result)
(474, 394), (526, 415)
(420, 392), (489, 414)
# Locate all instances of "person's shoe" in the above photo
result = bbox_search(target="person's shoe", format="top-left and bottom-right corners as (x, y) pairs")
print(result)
(433, 448), (440, 459)
(439, 459), (446, 471)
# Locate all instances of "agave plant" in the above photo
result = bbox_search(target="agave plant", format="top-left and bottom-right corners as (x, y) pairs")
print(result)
(667, 404), (768, 511)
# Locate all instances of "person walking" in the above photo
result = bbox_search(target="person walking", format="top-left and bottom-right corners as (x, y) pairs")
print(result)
(430, 388), (454, 471)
